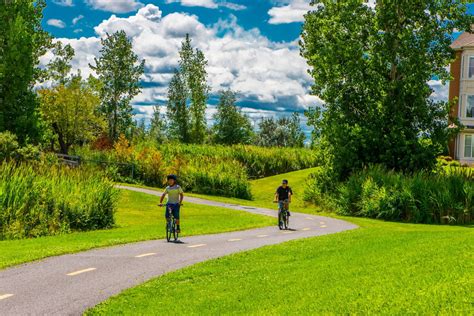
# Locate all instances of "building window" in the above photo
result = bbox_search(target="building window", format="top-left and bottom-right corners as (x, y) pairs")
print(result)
(467, 96), (474, 118)
(465, 135), (473, 158)
(469, 57), (474, 78)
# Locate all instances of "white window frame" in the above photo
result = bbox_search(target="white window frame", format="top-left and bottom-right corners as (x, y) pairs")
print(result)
(468, 56), (474, 78)
(464, 134), (473, 158)
(466, 95), (474, 118)
(461, 55), (465, 79)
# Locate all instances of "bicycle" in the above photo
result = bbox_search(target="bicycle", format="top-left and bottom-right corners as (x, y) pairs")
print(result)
(160, 203), (180, 242)
(275, 199), (290, 230)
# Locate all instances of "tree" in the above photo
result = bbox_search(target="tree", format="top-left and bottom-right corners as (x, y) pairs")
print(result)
(166, 34), (209, 144)
(255, 113), (305, 148)
(90, 30), (145, 142)
(0, 0), (51, 143)
(149, 106), (167, 144)
(167, 70), (190, 142)
(212, 89), (253, 145)
(301, 0), (473, 179)
(47, 41), (75, 85)
(39, 75), (104, 154)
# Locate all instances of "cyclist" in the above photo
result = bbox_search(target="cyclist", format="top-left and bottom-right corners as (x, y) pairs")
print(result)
(159, 174), (184, 233)
(274, 179), (293, 216)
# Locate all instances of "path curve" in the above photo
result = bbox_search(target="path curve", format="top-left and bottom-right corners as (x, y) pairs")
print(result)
(0, 186), (357, 315)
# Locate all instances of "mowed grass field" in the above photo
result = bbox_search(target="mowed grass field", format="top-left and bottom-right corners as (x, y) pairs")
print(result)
(0, 190), (274, 269)
(90, 169), (474, 315)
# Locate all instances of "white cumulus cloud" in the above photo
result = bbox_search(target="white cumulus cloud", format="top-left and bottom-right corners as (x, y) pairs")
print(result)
(53, 0), (74, 6)
(268, 0), (312, 24)
(72, 15), (84, 25)
(166, 0), (217, 9)
(47, 19), (66, 28)
(85, 0), (144, 13)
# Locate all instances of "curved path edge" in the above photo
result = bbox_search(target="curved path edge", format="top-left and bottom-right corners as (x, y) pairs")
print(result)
(0, 186), (357, 316)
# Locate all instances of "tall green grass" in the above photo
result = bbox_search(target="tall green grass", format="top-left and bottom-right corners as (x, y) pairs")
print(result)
(0, 163), (118, 240)
(305, 165), (474, 224)
(74, 142), (318, 199)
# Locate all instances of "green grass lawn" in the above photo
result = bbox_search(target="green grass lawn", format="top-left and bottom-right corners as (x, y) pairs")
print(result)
(0, 189), (274, 269)
(90, 169), (474, 315)
(89, 218), (474, 315)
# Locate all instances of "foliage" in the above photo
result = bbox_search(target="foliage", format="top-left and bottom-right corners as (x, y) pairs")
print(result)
(47, 41), (75, 85)
(39, 75), (105, 154)
(255, 113), (305, 148)
(0, 162), (117, 240)
(301, 0), (473, 179)
(166, 70), (190, 142)
(149, 106), (167, 144)
(167, 34), (209, 144)
(0, 131), (40, 161)
(306, 165), (474, 225)
(0, 0), (51, 143)
(212, 89), (253, 145)
(74, 143), (318, 199)
(90, 30), (145, 142)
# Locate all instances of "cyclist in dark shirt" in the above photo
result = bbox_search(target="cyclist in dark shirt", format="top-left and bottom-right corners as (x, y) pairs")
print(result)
(274, 179), (293, 216)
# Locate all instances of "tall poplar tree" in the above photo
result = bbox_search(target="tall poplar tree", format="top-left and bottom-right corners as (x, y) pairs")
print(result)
(90, 30), (145, 142)
(166, 34), (209, 144)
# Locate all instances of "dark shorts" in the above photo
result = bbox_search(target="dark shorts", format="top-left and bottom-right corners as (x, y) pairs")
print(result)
(165, 203), (180, 220)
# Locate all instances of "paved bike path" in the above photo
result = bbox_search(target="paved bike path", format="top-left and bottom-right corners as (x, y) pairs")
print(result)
(0, 186), (358, 315)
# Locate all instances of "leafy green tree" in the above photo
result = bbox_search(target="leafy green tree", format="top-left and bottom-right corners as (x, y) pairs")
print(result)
(212, 89), (253, 145)
(90, 30), (145, 142)
(166, 34), (209, 144)
(167, 70), (190, 142)
(255, 113), (305, 148)
(301, 0), (473, 179)
(149, 106), (167, 144)
(47, 41), (75, 85)
(39, 75), (104, 154)
(0, 0), (51, 143)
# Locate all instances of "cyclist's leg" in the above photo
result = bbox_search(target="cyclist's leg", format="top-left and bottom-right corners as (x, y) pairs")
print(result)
(173, 204), (181, 232)
(165, 204), (171, 222)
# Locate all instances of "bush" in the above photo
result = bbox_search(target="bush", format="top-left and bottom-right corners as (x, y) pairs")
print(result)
(0, 162), (118, 240)
(0, 131), (41, 162)
(306, 165), (473, 225)
(73, 142), (318, 199)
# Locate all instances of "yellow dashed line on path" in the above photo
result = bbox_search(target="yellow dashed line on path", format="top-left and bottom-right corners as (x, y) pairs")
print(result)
(302, 228), (311, 231)
(320, 225), (327, 228)
(257, 234), (268, 238)
(67, 268), (96, 276)
(306, 217), (314, 220)
(228, 238), (242, 242)
(0, 294), (14, 300)
(188, 244), (206, 248)
(320, 222), (326, 225)
(135, 253), (156, 258)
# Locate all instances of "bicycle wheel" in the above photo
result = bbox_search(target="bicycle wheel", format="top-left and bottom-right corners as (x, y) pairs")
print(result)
(173, 219), (179, 241)
(166, 221), (172, 242)
(284, 212), (289, 230)
(278, 211), (284, 230)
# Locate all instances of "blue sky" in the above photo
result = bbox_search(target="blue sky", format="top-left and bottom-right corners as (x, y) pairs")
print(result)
(41, 0), (472, 132)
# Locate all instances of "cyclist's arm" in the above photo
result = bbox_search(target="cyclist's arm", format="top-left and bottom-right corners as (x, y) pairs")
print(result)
(159, 192), (167, 204)
(288, 192), (292, 203)
(179, 193), (184, 204)
(274, 192), (279, 202)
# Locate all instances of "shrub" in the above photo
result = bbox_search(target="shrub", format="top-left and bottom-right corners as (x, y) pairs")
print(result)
(306, 165), (473, 225)
(73, 143), (318, 199)
(0, 162), (118, 240)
